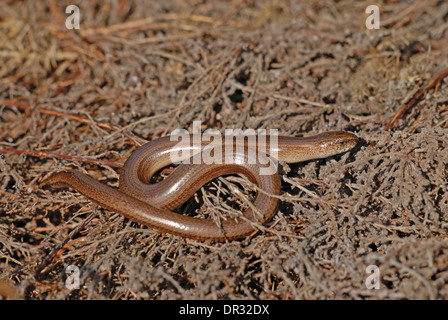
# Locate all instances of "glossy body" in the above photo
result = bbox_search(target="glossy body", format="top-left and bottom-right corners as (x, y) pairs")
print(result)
(42, 131), (358, 241)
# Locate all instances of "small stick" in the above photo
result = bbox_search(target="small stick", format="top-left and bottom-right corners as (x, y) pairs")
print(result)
(35, 212), (96, 279)
(0, 146), (123, 168)
(0, 99), (142, 146)
(385, 68), (448, 130)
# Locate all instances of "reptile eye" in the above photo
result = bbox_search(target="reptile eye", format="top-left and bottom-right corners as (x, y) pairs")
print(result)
(339, 141), (346, 146)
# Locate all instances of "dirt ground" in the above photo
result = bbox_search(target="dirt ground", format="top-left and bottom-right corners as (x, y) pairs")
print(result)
(1, 0), (448, 300)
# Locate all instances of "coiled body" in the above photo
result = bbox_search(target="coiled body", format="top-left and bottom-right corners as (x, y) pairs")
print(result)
(41, 131), (358, 241)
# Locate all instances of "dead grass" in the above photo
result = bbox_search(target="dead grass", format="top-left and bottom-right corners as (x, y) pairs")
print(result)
(1, 0), (448, 300)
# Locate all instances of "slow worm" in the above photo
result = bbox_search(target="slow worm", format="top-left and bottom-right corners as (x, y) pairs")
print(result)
(41, 131), (358, 241)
